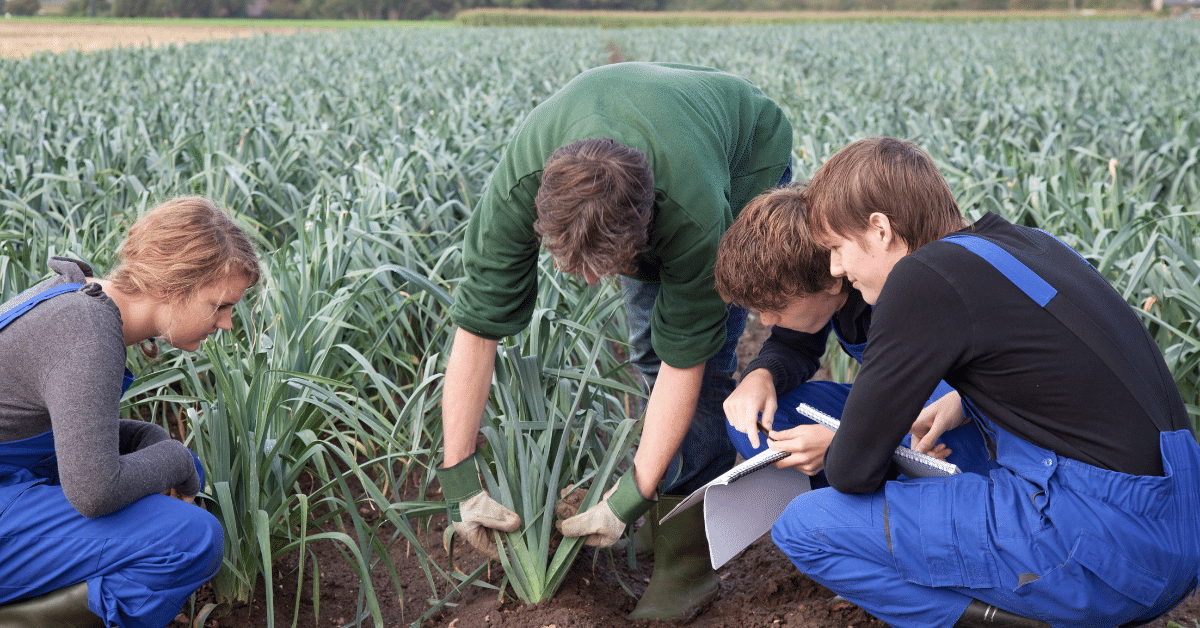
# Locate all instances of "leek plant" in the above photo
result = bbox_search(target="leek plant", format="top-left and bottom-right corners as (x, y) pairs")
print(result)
(3, 19), (1200, 628)
(473, 289), (645, 605)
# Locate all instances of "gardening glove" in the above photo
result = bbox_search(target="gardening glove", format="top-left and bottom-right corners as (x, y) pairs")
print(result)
(435, 453), (521, 560)
(556, 469), (656, 548)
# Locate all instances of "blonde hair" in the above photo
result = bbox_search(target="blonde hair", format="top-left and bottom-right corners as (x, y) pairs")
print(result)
(109, 197), (260, 355)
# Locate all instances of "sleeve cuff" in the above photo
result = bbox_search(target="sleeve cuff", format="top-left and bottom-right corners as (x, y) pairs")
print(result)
(606, 469), (657, 525)
(435, 454), (484, 504)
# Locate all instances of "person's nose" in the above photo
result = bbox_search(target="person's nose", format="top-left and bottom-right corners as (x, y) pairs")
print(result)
(829, 251), (846, 278)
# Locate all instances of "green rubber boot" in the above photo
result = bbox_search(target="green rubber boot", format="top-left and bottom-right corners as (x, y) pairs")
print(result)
(630, 519), (654, 554)
(0, 582), (108, 628)
(627, 495), (719, 622)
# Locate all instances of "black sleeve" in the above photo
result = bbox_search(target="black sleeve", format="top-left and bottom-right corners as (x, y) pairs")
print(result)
(823, 259), (972, 494)
(742, 322), (833, 392)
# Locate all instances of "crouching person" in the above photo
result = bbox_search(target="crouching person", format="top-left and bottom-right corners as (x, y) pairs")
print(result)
(713, 183), (988, 484)
(770, 137), (1199, 627)
(0, 197), (260, 628)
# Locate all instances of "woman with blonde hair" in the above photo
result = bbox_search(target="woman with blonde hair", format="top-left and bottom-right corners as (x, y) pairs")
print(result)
(0, 197), (260, 628)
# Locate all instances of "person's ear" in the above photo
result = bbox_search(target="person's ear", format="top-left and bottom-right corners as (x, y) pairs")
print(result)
(868, 212), (908, 254)
(867, 212), (892, 245)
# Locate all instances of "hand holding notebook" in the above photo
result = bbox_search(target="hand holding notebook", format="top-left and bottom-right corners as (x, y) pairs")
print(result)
(796, 403), (962, 478)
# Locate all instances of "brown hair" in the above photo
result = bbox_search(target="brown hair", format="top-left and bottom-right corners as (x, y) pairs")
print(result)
(806, 137), (965, 251)
(533, 138), (654, 277)
(109, 196), (261, 305)
(715, 183), (845, 312)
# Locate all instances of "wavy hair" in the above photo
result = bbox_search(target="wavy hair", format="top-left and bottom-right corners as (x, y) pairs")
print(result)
(109, 196), (260, 305)
(533, 138), (655, 278)
(715, 183), (845, 312)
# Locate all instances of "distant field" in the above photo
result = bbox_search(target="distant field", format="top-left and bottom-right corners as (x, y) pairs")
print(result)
(1, 9), (1151, 58)
(0, 18), (444, 58)
(0, 22), (296, 57)
(453, 7), (1147, 26)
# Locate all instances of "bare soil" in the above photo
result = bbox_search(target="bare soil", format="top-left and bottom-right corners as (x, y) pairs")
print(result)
(178, 319), (1200, 628)
(0, 22), (311, 58)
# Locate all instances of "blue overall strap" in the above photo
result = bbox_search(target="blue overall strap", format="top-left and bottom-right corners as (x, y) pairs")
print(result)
(0, 283), (85, 331)
(942, 234), (1175, 433)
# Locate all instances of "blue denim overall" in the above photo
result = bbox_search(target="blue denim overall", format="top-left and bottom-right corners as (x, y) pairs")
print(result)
(771, 236), (1200, 628)
(0, 284), (222, 628)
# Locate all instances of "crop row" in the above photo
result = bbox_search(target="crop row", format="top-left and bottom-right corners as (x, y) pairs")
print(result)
(1, 19), (1197, 626)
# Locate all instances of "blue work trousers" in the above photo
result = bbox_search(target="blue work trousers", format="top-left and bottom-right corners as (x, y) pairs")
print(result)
(0, 432), (223, 628)
(772, 415), (1200, 628)
(622, 277), (746, 496)
(726, 379), (993, 489)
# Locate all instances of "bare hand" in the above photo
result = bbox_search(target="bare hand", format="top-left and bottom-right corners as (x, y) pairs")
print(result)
(163, 488), (196, 504)
(763, 423), (835, 476)
(923, 443), (952, 461)
(909, 391), (967, 455)
(723, 368), (777, 450)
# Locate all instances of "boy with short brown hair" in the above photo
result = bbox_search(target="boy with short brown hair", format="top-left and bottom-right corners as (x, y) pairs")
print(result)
(771, 136), (1198, 628)
(714, 182), (972, 478)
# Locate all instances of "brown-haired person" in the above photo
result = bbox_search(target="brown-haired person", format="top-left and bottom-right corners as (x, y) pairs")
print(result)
(433, 62), (792, 620)
(769, 137), (1199, 628)
(0, 197), (260, 628)
(714, 184), (984, 484)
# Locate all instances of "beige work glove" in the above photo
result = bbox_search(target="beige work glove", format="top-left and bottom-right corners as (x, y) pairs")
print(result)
(556, 469), (656, 548)
(435, 453), (521, 559)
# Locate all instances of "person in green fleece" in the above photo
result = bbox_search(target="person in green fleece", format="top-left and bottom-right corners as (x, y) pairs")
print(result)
(434, 61), (793, 621)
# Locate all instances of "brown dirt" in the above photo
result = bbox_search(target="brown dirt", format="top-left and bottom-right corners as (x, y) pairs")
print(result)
(178, 318), (1200, 627)
(187, 473), (1200, 628)
(0, 22), (313, 58)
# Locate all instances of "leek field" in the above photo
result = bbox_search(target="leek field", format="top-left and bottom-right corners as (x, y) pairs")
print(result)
(2, 18), (1198, 627)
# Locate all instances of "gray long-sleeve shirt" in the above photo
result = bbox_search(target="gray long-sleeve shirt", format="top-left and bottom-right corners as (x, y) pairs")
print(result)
(0, 257), (200, 517)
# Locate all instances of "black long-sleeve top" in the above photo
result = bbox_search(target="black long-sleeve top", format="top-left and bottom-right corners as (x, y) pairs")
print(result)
(742, 289), (871, 392)
(825, 213), (1190, 494)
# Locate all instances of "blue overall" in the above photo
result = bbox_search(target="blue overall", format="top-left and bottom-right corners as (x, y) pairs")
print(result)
(725, 325), (992, 489)
(771, 236), (1200, 628)
(0, 284), (223, 628)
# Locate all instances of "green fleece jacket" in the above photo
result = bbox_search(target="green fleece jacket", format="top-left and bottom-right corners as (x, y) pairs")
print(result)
(451, 62), (793, 368)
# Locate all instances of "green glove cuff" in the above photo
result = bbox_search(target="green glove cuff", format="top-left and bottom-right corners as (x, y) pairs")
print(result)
(607, 469), (656, 525)
(435, 454), (484, 522)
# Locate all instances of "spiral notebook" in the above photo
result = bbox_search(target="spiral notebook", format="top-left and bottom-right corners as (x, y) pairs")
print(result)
(795, 403), (962, 478)
(660, 447), (811, 569)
